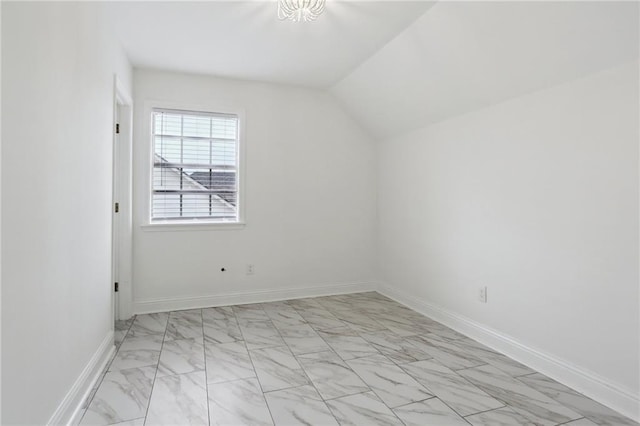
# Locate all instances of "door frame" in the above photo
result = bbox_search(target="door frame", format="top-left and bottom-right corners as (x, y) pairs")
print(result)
(112, 75), (133, 324)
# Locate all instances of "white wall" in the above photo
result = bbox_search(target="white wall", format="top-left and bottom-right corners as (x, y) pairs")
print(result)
(132, 69), (377, 311)
(378, 61), (639, 416)
(1, 2), (132, 424)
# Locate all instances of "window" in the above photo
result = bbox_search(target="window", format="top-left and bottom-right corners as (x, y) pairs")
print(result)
(151, 108), (241, 223)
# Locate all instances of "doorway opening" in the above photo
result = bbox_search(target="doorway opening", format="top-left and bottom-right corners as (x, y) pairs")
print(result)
(112, 76), (133, 330)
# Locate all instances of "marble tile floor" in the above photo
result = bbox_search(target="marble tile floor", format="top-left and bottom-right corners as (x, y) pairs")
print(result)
(79, 292), (638, 426)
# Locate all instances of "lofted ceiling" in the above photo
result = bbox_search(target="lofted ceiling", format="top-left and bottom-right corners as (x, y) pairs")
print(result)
(106, 1), (639, 139)
(331, 1), (640, 138)
(104, 1), (435, 88)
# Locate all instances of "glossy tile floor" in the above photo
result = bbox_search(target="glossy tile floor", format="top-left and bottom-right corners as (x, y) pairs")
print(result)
(78, 292), (637, 426)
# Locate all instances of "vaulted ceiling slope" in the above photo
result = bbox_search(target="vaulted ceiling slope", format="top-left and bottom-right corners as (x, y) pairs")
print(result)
(105, 1), (435, 88)
(331, 1), (640, 139)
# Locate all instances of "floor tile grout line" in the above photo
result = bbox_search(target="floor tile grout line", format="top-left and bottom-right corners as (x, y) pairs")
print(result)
(309, 326), (415, 426)
(268, 308), (344, 425)
(342, 353), (436, 425)
(460, 404), (509, 418)
(383, 395), (438, 409)
(292, 343), (373, 401)
(357, 330), (430, 362)
(383, 335), (507, 420)
(141, 314), (169, 426)
(308, 300), (435, 412)
(392, 396), (476, 426)
(114, 315), (134, 348)
(395, 358), (507, 419)
(318, 370), (409, 425)
(208, 375), (263, 386)
(310, 296), (589, 425)
(234, 305), (278, 426)
(88, 294), (638, 426)
(321, 388), (378, 403)
(512, 373), (598, 424)
(292, 348), (336, 358)
(201, 308), (211, 426)
(76, 315), (138, 425)
(335, 298), (476, 426)
(374, 292), (640, 422)
(317, 298), (508, 425)
(407, 335), (489, 371)
(450, 338), (535, 373)
(455, 364), (588, 424)
(487, 363), (585, 411)
(396, 361), (489, 421)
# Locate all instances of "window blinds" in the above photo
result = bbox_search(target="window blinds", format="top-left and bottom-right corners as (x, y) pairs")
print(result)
(152, 108), (239, 222)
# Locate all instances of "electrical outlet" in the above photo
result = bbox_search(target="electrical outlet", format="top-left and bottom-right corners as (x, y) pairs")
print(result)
(479, 286), (488, 303)
(246, 264), (255, 275)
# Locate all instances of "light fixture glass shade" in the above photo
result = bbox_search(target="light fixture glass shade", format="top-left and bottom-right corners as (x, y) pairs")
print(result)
(278, 0), (326, 22)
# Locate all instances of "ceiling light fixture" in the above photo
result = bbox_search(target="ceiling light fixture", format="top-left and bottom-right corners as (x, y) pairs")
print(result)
(278, 0), (326, 22)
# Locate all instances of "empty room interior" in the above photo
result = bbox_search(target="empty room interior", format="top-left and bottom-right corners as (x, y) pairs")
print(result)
(1, 0), (639, 425)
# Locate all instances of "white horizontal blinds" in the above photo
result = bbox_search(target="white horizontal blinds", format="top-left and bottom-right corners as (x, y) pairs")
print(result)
(152, 109), (239, 221)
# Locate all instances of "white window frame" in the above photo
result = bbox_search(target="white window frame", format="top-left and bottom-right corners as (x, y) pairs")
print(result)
(141, 100), (246, 231)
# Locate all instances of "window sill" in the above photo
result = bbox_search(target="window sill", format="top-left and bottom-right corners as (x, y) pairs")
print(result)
(140, 221), (246, 232)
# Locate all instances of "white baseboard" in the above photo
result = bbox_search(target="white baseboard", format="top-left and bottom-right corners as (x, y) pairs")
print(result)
(377, 284), (640, 423)
(47, 331), (116, 426)
(133, 281), (377, 314)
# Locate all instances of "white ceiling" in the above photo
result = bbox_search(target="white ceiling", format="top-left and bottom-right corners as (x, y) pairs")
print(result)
(105, 1), (435, 88)
(331, 1), (640, 138)
(107, 1), (639, 138)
